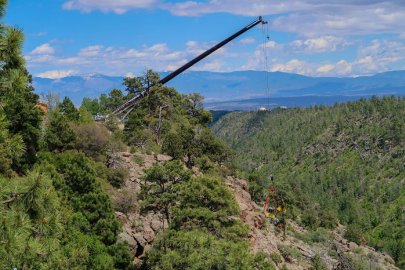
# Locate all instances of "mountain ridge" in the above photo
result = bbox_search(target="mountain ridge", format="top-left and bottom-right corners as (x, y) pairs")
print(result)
(33, 70), (405, 109)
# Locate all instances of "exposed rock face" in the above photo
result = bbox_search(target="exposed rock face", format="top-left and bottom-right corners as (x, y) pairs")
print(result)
(109, 151), (169, 266)
(156, 154), (172, 162)
(226, 176), (399, 270)
(109, 151), (399, 269)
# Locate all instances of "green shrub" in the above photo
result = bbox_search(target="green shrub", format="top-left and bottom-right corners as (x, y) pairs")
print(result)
(279, 245), (302, 262)
(108, 167), (129, 188)
(132, 154), (144, 165)
(270, 252), (283, 265)
(144, 229), (261, 270)
(113, 189), (137, 214)
(296, 228), (331, 244)
(254, 252), (276, 270)
(319, 209), (339, 229)
(344, 224), (363, 244)
(73, 123), (111, 161)
(301, 211), (320, 229)
(310, 254), (327, 270)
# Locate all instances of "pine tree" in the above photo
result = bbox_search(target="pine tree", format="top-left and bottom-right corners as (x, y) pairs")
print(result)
(0, 1), (42, 171)
(59, 96), (80, 121)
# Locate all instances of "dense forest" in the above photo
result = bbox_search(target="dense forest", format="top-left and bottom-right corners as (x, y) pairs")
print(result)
(212, 97), (405, 268)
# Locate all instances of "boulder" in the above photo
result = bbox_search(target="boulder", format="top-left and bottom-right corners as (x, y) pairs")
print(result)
(156, 154), (172, 162)
(348, 242), (358, 250)
(151, 218), (163, 232)
(122, 152), (131, 158)
(118, 231), (137, 253)
(134, 234), (147, 249)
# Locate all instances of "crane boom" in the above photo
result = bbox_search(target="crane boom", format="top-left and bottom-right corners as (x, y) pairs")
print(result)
(112, 16), (267, 116)
(159, 16), (266, 85)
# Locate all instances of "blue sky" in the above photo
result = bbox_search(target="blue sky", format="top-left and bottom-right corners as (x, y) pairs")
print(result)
(5, 0), (405, 78)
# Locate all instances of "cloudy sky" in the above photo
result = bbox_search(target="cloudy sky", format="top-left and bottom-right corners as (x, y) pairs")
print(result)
(5, 0), (405, 78)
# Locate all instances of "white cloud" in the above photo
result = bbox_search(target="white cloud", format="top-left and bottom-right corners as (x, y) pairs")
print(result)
(335, 60), (353, 75)
(164, 1), (405, 37)
(125, 72), (135, 78)
(164, 0), (310, 17)
(166, 59), (188, 71)
(37, 70), (77, 79)
(358, 40), (405, 65)
(317, 64), (334, 74)
(145, 43), (169, 54)
(271, 59), (312, 75)
(27, 40), (232, 76)
(79, 45), (103, 57)
(240, 37), (256, 45)
(271, 2), (405, 37)
(63, 0), (157, 14)
(291, 36), (348, 53)
(61, 0), (405, 38)
(30, 43), (55, 55)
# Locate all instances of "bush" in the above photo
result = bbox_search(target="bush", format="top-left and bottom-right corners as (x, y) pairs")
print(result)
(301, 211), (320, 229)
(319, 209), (339, 229)
(254, 252), (276, 270)
(108, 242), (134, 270)
(296, 228), (330, 244)
(144, 229), (262, 270)
(279, 245), (302, 262)
(132, 155), (144, 166)
(108, 167), (129, 188)
(113, 189), (137, 214)
(270, 252), (283, 265)
(73, 123), (111, 161)
(345, 224), (363, 244)
(310, 254), (327, 270)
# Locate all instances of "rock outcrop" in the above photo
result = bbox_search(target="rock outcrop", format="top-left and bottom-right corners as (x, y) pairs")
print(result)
(109, 151), (399, 269)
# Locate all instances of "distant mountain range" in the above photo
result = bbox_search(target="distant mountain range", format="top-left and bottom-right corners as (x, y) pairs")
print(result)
(32, 70), (405, 110)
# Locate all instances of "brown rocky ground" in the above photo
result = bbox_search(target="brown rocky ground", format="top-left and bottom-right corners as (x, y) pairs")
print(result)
(108, 150), (398, 269)
(109, 151), (171, 266)
(226, 176), (398, 270)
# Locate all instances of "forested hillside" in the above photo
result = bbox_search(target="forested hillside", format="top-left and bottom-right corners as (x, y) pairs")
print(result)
(212, 97), (405, 268)
(0, 1), (271, 267)
(2, 0), (403, 268)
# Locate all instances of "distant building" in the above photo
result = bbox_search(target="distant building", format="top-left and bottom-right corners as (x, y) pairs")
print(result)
(258, 107), (267, 111)
(280, 106), (287, 109)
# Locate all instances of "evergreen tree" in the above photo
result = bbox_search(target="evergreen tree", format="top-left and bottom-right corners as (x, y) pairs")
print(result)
(123, 69), (159, 95)
(0, 110), (25, 176)
(43, 110), (76, 152)
(59, 96), (80, 121)
(0, 4), (42, 171)
(107, 89), (125, 111)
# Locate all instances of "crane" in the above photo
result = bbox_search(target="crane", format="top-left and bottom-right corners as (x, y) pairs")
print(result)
(111, 16), (267, 118)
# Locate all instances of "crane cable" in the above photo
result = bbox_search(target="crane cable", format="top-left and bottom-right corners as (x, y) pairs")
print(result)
(261, 21), (271, 110)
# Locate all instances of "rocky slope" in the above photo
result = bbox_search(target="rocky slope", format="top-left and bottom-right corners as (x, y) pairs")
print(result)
(108, 151), (171, 266)
(108, 150), (398, 269)
(226, 177), (398, 270)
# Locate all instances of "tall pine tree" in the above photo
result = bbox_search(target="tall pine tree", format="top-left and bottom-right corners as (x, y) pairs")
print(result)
(0, 0), (41, 172)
